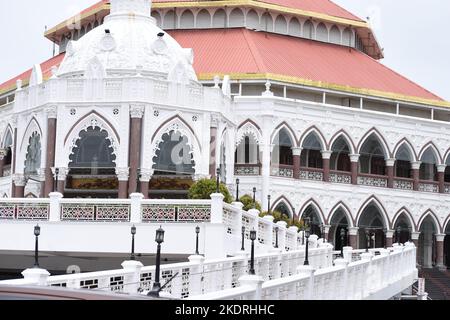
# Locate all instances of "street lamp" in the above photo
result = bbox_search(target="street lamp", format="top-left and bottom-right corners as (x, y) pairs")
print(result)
(235, 178), (240, 202)
(274, 226), (279, 248)
(241, 226), (246, 251)
(340, 228), (346, 257)
(130, 225), (136, 261)
(136, 169), (141, 193)
(249, 229), (257, 275)
(267, 195), (271, 215)
(396, 226), (401, 245)
(53, 168), (59, 193)
(365, 229), (370, 253)
(34, 225), (41, 268)
(252, 187), (257, 209)
(195, 226), (200, 255)
(148, 226), (165, 297)
(304, 219), (311, 266)
(216, 168), (221, 193)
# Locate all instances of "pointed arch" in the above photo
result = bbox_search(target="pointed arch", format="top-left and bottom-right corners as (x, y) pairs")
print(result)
(418, 142), (442, 164)
(443, 216), (450, 234)
(271, 195), (295, 219)
(229, 8), (244, 27)
(298, 198), (325, 224)
(329, 130), (356, 154)
(1, 125), (14, 148)
(393, 138), (417, 162)
(271, 121), (297, 147)
(443, 148), (450, 165)
(180, 9), (195, 28)
(391, 207), (416, 232)
(20, 117), (43, 152)
(417, 210), (442, 233)
(328, 201), (354, 227)
(299, 126), (326, 150)
(357, 128), (390, 158)
(355, 196), (390, 228)
(236, 119), (262, 148)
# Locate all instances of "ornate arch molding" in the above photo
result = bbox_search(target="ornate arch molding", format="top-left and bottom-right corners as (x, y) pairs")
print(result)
(1, 125), (14, 148)
(328, 130), (356, 154)
(357, 128), (391, 158)
(355, 196), (390, 228)
(391, 207), (416, 232)
(328, 201), (355, 227)
(298, 198), (326, 224)
(150, 115), (202, 173)
(236, 119), (262, 148)
(63, 111), (120, 167)
(299, 126), (326, 150)
(270, 195), (295, 218)
(20, 117), (43, 153)
(443, 216), (450, 234)
(418, 141), (443, 164)
(270, 121), (298, 147)
(417, 210), (442, 233)
(392, 138), (418, 162)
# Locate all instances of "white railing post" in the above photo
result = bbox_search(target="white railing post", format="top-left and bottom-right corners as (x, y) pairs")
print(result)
(276, 221), (287, 251)
(360, 251), (373, 298)
(210, 193), (225, 223)
(296, 265), (315, 300)
(21, 268), (50, 286)
(121, 260), (144, 294)
(334, 258), (349, 299)
(238, 274), (264, 300)
(233, 202), (244, 252)
(288, 226), (299, 251)
(188, 255), (205, 297)
(49, 192), (63, 222)
(263, 215), (274, 248)
(343, 246), (353, 262)
(130, 193), (143, 223)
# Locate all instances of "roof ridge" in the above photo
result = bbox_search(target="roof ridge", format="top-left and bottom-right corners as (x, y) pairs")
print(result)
(241, 28), (267, 72)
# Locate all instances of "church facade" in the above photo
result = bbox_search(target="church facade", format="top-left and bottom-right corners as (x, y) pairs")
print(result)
(0, 0), (449, 270)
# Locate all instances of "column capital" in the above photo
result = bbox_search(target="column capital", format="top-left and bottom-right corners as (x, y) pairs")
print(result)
(385, 230), (394, 238)
(348, 227), (359, 235)
(349, 154), (360, 163)
(411, 161), (422, 170)
(436, 234), (446, 242)
(12, 174), (26, 186)
(385, 158), (396, 167)
(411, 231), (421, 240)
(36, 168), (47, 182)
(51, 167), (69, 180)
(437, 164), (447, 173)
(115, 167), (130, 181)
(45, 106), (58, 119)
(139, 168), (153, 182)
(292, 147), (303, 156)
(129, 105), (145, 118)
(321, 151), (333, 160)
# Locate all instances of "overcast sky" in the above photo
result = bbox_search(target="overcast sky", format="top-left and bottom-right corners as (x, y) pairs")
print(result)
(0, 0), (449, 100)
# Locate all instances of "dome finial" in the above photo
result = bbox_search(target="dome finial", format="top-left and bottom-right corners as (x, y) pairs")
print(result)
(110, 0), (152, 18)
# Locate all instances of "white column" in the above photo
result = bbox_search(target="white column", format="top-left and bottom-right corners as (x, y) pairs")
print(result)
(121, 260), (144, 294)
(130, 193), (143, 223)
(49, 192), (63, 222)
(210, 193), (225, 224)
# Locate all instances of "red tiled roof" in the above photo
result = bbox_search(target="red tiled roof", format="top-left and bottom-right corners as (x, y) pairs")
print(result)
(169, 28), (443, 102)
(0, 54), (65, 95)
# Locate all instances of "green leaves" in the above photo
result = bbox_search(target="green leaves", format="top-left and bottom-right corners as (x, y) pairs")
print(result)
(188, 179), (233, 204)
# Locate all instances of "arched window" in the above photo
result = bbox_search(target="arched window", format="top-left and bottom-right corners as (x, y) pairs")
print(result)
(418, 215), (438, 268)
(302, 204), (322, 237)
(272, 129), (293, 166)
(153, 130), (195, 176)
(301, 133), (323, 169)
(24, 132), (41, 175)
(2, 130), (13, 176)
(329, 208), (350, 250)
(303, 20), (314, 39)
(163, 10), (176, 29)
(274, 15), (287, 34)
(229, 8), (244, 27)
(235, 135), (259, 165)
(330, 136), (351, 172)
(180, 10), (195, 28)
(393, 213), (412, 244)
(420, 148), (438, 181)
(329, 25), (341, 44)
(316, 23), (328, 42)
(445, 155), (450, 182)
(274, 202), (291, 219)
(359, 135), (386, 175)
(358, 203), (386, 249)
(260, 12), (273, 32)
(342, 27), (352, 46)
(289, 18), (301, 36)
(196, 9), (211, 28)
(212, 9), (227, 28)
(394, 144), (413, 178)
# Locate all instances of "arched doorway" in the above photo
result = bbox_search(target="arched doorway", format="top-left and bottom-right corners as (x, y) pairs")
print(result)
(66, 127), (117, 198)
(150, 130), (195, 199)
(300, 132), (323, 169)
(359, 134), (386, 176)
(271, 128), (294, 177)
(393, 213), (412, 244)
(418, 215), (438, 268)
(235, 133), (260, 175)
(330, 136), (351, 172)
(358, 203), (386, 249)
(394, 144), (413, 178)
(329, 208), (350, 251)
(301, 203), (323, 237)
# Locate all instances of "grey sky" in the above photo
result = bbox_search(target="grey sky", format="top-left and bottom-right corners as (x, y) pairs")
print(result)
(1, 0), (449, 100)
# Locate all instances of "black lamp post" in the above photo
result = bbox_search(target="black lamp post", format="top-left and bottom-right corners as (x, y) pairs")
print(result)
(235, 178), (240, 202)
(396, 226), (402, 245)
(216, 168), (221, 193)
(241, 226), (246, 251)
(130, 225), (136, 261)
(340, 228), (346, 257)
(252, 187), (257, 209)
(136, 169), (141, 193)
(148, 226), (165, 297)
(53, 168), (59, 193)
(34, 225), (40, 268)
(267, 195), (271, 215)
(249, 229), (257, 275)
(274, 226), (279, 248)
(304, 219), (311, 266)
(365, 229), (370, 253)
(195, 226), (200, 255)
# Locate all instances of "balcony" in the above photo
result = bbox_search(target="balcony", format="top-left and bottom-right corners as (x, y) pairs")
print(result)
(234, 163), (261, 176)
(357, 173), (388, 188)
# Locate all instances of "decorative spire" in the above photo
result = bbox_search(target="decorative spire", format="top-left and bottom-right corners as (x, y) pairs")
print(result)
(109, 0), (151, 18)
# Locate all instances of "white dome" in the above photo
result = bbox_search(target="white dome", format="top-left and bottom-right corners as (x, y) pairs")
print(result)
(57, 0), (197, 82)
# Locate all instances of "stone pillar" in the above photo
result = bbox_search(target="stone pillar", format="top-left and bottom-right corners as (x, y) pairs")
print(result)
(436, 234), (446, 270)
(128, 105), (144, 195)
(437, 164), (446, 194)
(37, 169), (46, 198)
(13, 174), (25, 198)
(350, 154), (360, 185)
(209, 117), (218, 178)
(385, 230), (394, 248)
(116, 167), (130, 199)
(411, 232), (421, 264)
(322, 151), (332, 183)
(412, 161), (421, 191)
(323, 225), (331, 243)
(54, 168), (68, 195)
(139, 169), (152, 199)
(44, 107), (57, 197)
(11, 123), (18, 197)
(386, 158), (395, 189)
(292, 147), (302, 180)
(0, 149), (6, 177)
(348, 227), (359, 249)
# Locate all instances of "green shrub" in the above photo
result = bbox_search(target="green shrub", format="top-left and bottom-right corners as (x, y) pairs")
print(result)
(259, 211), (305, 229)
(240, 194), (261, 211)
(188, 179), (233, 203)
